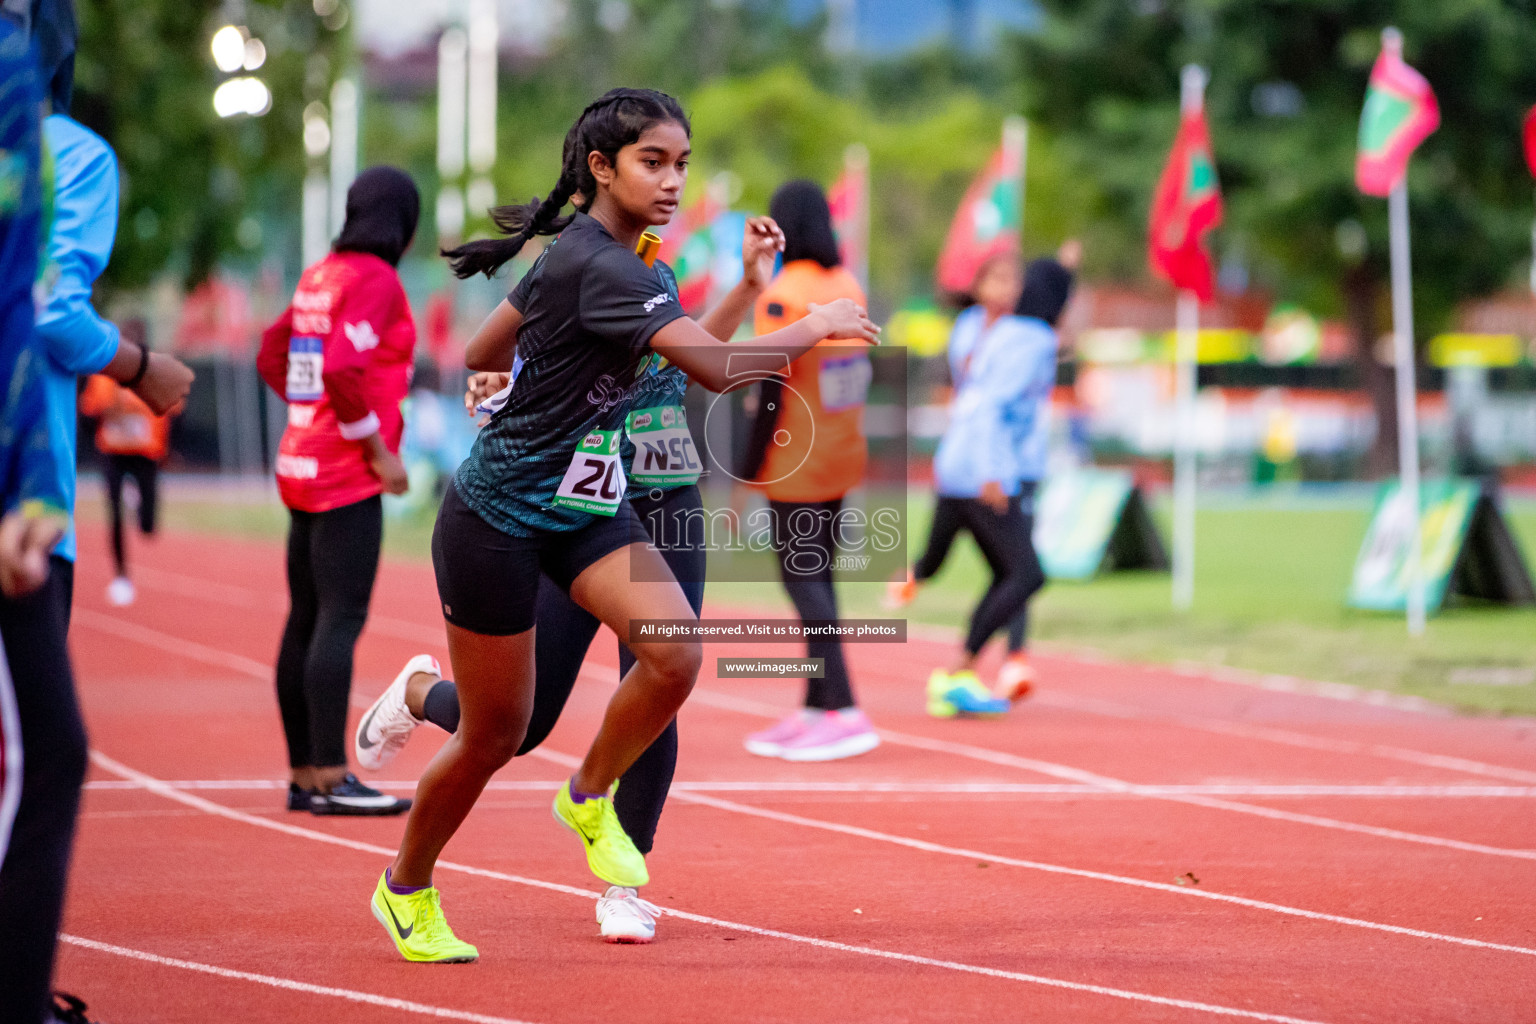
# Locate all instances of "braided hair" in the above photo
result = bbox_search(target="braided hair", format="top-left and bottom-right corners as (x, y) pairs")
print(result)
(444, 88), (690, 279)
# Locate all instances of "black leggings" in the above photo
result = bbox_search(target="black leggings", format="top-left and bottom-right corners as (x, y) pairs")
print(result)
(105, 453), (158, 577)
(420, 485), (705, 855)
(768, 498), (855, 711)
(913, 494), (1044, 657)
(0, 557), (87, 1024)
(1006, 483), (1040, 653)
(276, 496), (382, 769)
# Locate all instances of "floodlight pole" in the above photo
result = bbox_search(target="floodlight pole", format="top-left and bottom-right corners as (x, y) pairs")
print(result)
(1389, 174), (1426, 636)
(1171, 64), (1206, 612)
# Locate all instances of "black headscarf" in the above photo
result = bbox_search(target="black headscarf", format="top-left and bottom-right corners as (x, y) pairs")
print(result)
(1015, 257), (1075, 327)
(334, 167), (420, 267)
(769, 179), (841, 269)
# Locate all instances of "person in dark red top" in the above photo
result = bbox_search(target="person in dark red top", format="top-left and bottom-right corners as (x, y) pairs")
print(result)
(256, 167), (419, 817)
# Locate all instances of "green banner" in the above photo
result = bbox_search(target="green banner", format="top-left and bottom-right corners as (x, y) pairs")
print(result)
(1034, 469), (1167, 580)
(1347, 479), (1479, 613)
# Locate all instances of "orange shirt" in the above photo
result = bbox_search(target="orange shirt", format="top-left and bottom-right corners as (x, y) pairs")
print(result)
(751, 261), (870, 502)
(79, 375), (171, 460)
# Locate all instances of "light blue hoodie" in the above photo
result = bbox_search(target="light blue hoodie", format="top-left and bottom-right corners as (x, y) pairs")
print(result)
(933, 305), (1058, 497)
(36, 114), (121, 561)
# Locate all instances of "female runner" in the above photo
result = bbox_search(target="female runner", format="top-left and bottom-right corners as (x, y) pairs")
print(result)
(356, 213), (784, 944)
(369, 88), (876, 963)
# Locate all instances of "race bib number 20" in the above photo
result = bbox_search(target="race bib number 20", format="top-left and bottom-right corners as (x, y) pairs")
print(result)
(553, 429), (626, 516)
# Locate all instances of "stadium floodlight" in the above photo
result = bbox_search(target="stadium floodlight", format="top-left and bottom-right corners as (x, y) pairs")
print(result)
(211, 25), (247, 73)
(213, 76), (272, 119)
(243, 37), (267, 71)
(303, 107), (331, 157)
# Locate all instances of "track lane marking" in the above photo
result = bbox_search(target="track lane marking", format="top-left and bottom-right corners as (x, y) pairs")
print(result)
(74, 610), (1536, 862)
(125, 566), (1536, 784)
(60, 935), (538, 1024)
(84, 750), (1334, 1024)
(519, 745), (1536, 959)
(80, 779), (1536, 797)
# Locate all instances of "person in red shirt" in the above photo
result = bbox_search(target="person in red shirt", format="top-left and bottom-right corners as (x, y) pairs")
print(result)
(256, 167), (419, 817)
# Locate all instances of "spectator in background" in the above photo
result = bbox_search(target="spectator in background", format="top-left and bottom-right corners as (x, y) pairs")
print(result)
(79, 320), (174, 607)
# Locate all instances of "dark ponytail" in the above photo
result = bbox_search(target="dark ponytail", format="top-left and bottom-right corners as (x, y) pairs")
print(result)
(443, 87), (691, 279)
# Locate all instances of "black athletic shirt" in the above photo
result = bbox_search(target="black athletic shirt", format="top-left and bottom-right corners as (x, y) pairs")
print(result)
(454, 213), (689, 536)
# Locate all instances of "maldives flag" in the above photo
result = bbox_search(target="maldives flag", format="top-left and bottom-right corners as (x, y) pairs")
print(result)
(1148, 107), (1222, 302)
(1523, 106), (1536, 179)
(828, 158), (867, 281)
(1356, 35), (1439, 197)
(935, 142), (1023, 294)
(657, 191), (721, 313)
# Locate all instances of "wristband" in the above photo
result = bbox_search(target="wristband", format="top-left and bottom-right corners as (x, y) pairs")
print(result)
(125, 343), (151, 390)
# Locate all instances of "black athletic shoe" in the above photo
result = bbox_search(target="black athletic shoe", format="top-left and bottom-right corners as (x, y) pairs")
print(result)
(50, 992), (102, 1024)
(287, 782), (315, 811)
(309, 773), (410, 816)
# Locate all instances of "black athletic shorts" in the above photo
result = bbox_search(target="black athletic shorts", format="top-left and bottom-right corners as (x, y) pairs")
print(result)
(432, 479), (649, 636)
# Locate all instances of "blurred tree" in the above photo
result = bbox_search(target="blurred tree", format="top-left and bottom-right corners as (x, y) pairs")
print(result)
(73, 0), (332, 292)
(1013, 0), (1536, 474)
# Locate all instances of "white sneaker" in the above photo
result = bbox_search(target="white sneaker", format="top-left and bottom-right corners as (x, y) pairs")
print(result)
(106, 576), (136, 607)
(354, 654), (438, 772)
(596, 885), (659, 944)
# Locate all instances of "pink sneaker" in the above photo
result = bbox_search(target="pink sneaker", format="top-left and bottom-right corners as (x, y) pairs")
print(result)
(744, 710), (822, 758)
(778, 708), (881, 762)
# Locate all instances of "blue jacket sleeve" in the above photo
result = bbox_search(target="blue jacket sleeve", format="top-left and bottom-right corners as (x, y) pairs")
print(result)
(36, 114), (120, 375)
(0, 26), (67, 516)
(967, 323), (1042, 489)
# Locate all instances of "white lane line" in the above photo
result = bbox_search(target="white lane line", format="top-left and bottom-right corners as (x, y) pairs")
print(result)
(59, 935), (537, 1024)
(74, 609), (273, 680)
(74, 611), (1536, 862)
(128, 567), (1536, 785)
(128, 566), (450, 649)
(673, 680), (1536, 861)
(518, 745), (1536, 961)
(85, 750), (1332, 1024)
(663, 788), (1536, 959)
(1033, 691), (1536, 786)
(79, 779), (1536, 798)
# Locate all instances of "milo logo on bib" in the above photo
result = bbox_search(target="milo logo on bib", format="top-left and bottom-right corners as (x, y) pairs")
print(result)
(554, 429), (626, 516)
(625, 404), (702, 488)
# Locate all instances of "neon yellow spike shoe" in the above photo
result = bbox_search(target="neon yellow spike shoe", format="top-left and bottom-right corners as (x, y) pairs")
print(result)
(370, 871), (479, 963)
(927, 669), (1011, 719)
(552, 779), (649, 888)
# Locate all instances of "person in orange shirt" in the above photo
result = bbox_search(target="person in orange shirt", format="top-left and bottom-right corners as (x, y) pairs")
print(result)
(79, 344), (173, 607)
(738, 180), (880, 762)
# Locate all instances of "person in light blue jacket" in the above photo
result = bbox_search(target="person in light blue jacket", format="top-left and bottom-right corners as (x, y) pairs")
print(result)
(889, 253), (1048, 718)
(34, 111), (192, 605)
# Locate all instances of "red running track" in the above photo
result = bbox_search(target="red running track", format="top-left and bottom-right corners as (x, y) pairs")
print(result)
(54, 524), (1536, 1023)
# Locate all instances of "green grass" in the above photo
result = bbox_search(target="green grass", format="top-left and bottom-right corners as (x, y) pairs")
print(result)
(148, 487), (1536, 716)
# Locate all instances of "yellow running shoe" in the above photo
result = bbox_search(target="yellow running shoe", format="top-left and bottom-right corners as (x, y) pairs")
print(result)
(552, 779), (649, 887)
(927, 669), (1010, 718)
(370, 871), (479, 963)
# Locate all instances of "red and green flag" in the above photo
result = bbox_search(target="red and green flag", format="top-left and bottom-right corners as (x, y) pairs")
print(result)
(828, 151), (868, 286)
(657, 191), (722, 314)
(935, 139), (1024, 294)
(1523, 106), (1536, 179)
(1355, 34), (1439, 197)
(1148, 105), (1223, 302)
